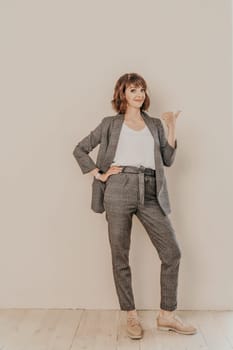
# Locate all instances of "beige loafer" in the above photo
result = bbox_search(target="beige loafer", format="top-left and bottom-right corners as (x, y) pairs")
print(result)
(127, 315), (143, 339)
(156, 313), (197, 335)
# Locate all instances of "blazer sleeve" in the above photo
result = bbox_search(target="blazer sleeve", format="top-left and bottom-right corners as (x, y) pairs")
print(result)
(157, 118), (177, 167)
(73, 117), (105, 174)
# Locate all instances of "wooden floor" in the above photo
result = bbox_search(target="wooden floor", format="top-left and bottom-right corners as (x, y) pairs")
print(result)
(0, 309), (232, 349)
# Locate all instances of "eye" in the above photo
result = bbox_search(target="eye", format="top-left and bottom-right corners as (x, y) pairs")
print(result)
(130, 87), (145, 93)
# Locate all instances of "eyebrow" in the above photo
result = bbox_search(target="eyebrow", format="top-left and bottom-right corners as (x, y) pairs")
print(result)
(129, 86), (144, 89)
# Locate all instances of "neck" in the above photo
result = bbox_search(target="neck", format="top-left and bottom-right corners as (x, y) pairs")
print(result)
(124, 107), (143, 121)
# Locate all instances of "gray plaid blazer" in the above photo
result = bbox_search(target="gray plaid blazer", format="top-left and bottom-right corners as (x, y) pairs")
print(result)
(73, 111), (177, 216)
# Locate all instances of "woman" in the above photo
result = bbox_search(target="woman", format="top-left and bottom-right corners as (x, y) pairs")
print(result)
(73, 73), (197, 339)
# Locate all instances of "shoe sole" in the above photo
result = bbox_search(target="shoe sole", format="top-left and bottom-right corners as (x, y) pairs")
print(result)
(157, 325), (197, 335)
(127, 330), (143, 339)
(128, 334), (143, 339)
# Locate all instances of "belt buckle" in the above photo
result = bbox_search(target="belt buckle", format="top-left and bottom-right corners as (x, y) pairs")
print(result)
(139, 165), (145, 173)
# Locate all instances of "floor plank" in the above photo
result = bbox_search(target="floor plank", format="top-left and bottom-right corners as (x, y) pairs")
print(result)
(0, 309), (232, 350)
(1, 309), (47, 350)
(212, 311), (233, 348)
(0, 309), (28, 347)
(189, 310), (233, 350)
(70, 309), (119, 350)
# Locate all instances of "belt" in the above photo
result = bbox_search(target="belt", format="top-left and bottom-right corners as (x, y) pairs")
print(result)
(120, 165), (156, 205)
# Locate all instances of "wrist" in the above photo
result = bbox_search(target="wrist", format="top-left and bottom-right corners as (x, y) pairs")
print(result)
(167, 122), (176, 130)
(94, 169), (104, 180)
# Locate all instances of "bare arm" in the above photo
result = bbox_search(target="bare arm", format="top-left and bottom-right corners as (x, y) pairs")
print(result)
(167, 123), (176, 148)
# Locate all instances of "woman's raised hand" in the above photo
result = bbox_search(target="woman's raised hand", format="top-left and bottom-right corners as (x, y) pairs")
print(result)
(162, 110), (182, 128)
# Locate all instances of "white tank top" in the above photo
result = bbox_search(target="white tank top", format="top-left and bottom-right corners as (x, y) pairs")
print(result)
(111, 122), (155, 169)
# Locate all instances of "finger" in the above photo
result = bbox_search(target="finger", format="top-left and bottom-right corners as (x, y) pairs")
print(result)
(110, 166), (123, 170)
(113, 168), (123, 171)
(108, 169), (122, 175)
(175, 110), (182, 117)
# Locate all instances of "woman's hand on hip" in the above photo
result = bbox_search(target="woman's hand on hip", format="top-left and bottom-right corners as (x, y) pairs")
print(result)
(99, 166), (123, 182)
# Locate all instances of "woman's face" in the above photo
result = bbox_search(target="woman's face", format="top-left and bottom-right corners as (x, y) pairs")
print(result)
(124, 84), (146, 109)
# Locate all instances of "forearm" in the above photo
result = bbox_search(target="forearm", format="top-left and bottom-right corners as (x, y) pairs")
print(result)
(167, 123), (176, 148)
(72, 117), (105, 174)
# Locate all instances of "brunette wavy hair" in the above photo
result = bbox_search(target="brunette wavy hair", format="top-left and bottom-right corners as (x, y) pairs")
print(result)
(111, 73), (150, 114)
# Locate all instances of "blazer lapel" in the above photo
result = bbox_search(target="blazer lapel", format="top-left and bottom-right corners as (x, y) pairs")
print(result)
(101, 113), (124, 172)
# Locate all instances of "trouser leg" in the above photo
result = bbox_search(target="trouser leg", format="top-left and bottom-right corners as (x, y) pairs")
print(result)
(103, 172), (139, 310)
(135, 201), (182, 311)
(105, 206), (136, 310)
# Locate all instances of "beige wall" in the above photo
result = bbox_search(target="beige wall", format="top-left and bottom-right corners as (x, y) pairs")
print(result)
(0, 0), (232, 309)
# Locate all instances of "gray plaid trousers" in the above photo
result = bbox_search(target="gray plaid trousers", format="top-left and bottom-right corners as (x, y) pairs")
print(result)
(103, 169), (182, 311)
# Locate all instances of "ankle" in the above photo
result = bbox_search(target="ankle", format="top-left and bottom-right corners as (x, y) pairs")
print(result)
(127, 309), (138, 318)
(159, 309), (175, 318)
